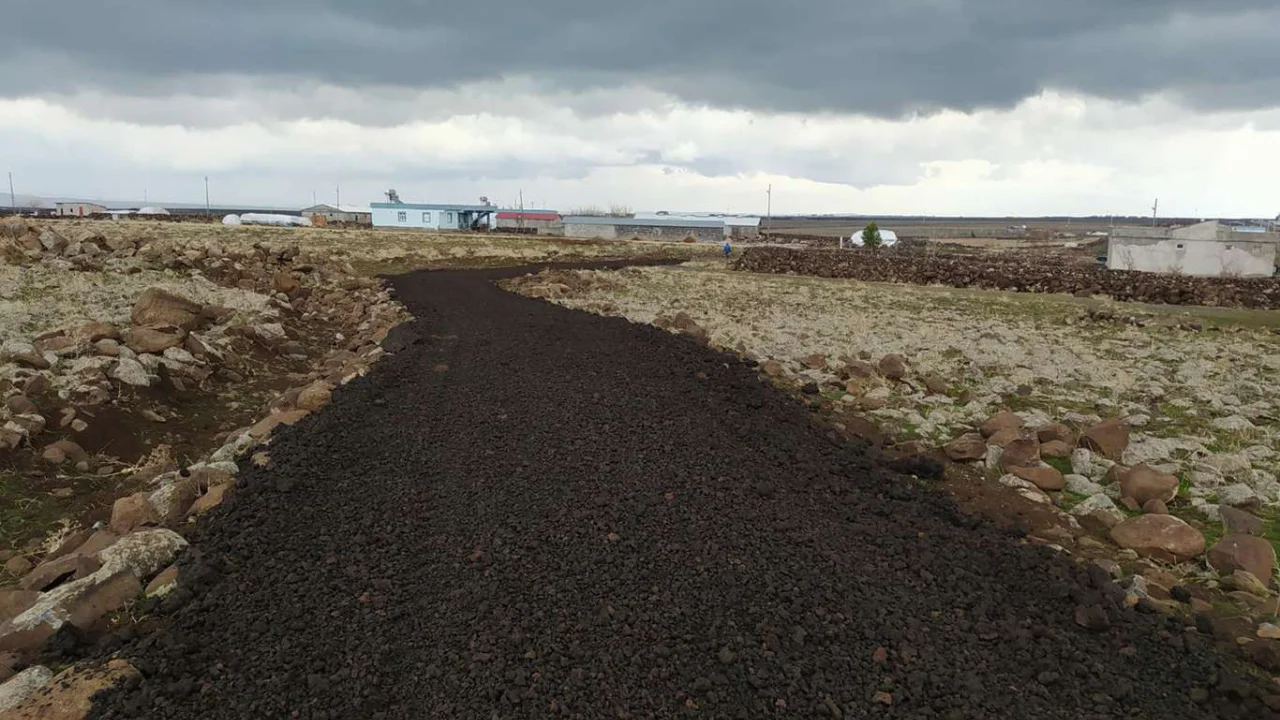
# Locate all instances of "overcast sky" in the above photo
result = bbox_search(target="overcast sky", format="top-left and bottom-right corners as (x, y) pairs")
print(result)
(4, 0), (1279, 216)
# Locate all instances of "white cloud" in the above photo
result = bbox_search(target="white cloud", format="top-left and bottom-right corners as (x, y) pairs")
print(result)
(2, 87), (1279, 217)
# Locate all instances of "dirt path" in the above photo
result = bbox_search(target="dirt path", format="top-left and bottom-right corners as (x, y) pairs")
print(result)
(90, 266), (1270, 719)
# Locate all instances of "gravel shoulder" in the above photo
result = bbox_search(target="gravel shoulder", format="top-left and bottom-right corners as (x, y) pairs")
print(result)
(83, 264), (1276, 718)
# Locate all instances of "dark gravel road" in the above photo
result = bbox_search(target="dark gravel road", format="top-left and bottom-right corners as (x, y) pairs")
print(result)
(92, 265), (1273, 719)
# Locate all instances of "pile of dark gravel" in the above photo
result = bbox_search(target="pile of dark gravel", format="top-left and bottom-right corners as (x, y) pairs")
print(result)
(90, 265), (1276, 719)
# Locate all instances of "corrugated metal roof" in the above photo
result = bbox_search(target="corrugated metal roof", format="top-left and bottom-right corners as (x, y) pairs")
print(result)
(564, 216), (724, 229)
(372, 202), (498, 211)
(635, 212), (760, 227)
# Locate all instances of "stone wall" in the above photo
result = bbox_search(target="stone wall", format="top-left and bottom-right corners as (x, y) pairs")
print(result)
(734, 246), (1280, 309)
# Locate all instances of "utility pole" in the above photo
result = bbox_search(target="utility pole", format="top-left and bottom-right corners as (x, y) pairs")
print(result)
(336, 185), (341, 208)
(766, 184), (772, 233)
(518, 189), (524, 231)
(1151, 198), (1158, 227)
(204, 176), (210, 214)
(312, 190), (317, 206)
(7, 172), (14, 211)
(143, 188), (148, 205)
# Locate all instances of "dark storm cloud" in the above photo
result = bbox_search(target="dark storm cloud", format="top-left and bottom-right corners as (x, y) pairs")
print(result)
(5, 0), (1280, 115)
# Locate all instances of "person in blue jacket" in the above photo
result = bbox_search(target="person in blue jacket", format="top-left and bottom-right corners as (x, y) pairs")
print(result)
(722, 240), (732, 257)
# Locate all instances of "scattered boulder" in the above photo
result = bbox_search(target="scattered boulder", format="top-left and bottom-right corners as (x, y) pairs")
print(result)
(296, 382), (333, 412)
(0, 342), (50, 370)
(877, 354), (906, 380)
(944, 433), (986, 462)
(980, 411), (1023, 438)
(839, 360), (878, 380)
(922, 374), (949, 395)
(1208, 534), (1277, 587)
(121, 326), (183, 354)
(1142, 499), (1169, 515)
(19, 555), (100, 592)
(761, 361), (784, 378)
(1036, 423), (1074, 445)
(147, 478), (199, 525)
(1110, 515), (1206, 562)
(5, 396), (37, 416)
(70, 322), (119, 343)
(4, 556), (33, 576)
(40, 440), (89, 467)
(4, 659), (139, 720)
(1039, 440), (1071, 459)
(1010, 464), (1065, 491)
(131, 288), (203, 330)
(1217, 483), (1261, 508)
(248, 410), (309, 440)
(1079, 418), (1130, 460)
(145, 565), (179, 598)
(66, 531), (119, 560)
(1226, 571), (1271, 598)
(1064, 474), (1105, 496)
(1211, 415), (1257, 433)
(189, 484), (229, 516)
(108, 358), (150, 387)
(97, 529), (187, 579)
(0, 666), (53, 714)
(1221, 507), (1265, 536)
(1118, 464), (1179, 507)
(999, 438), (1040, 469)
(108, 493), (159, 534)
(986, 428), (1022, 449)
(799, 353), (827, 370)
(0, 590), (40, 625)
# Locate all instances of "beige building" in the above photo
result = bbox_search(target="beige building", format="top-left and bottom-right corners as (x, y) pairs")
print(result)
(56, 202), (107, 217)
(1108, 221), (1278, 277)
(301, 204), (372, 225)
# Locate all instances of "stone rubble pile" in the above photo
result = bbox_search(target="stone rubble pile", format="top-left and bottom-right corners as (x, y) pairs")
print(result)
(0, 220), (409, 706)
(945, 410), (1278, 597)
(735, 246), (1280, 309)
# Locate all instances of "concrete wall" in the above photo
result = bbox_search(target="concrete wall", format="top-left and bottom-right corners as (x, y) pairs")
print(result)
(563, 221), (722, 243)
(497, 217), (560, 233)
(1108, 237), (1276, 277)
(304, 210), (371, 224)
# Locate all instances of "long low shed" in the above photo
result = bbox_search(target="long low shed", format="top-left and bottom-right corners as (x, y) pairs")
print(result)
(562, 216), (724, 243)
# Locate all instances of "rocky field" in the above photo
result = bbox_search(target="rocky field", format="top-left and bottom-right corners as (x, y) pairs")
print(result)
(736, 246), (1280, 309)
(80, 220), (713, 276)
(505, 263), (1280, 648)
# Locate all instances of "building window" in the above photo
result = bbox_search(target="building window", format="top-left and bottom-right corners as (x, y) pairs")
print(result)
(446, 211), (454, 224)
(397, 211), (407, 222)
(1225, 245), (1233, 250)
(423, 212), (432, 223)
(1176, 243), (1184, 249)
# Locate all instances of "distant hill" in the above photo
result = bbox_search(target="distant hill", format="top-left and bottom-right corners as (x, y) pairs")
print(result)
(1, 193), (296, 213)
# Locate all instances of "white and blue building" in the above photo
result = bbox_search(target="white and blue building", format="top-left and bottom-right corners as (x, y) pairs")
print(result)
(371, 202), (498, 231)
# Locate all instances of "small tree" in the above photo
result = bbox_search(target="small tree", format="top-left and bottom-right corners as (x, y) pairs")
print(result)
(862, 222), (883, 249)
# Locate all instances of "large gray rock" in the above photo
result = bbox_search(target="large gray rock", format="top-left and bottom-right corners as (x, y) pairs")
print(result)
(1217, 483), (1261, 508)
(1065, 474), (1105, 497)
(98, 529), (188, 579)
(108, 358), (150, 387)
(1070, 494), (1125, 527)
